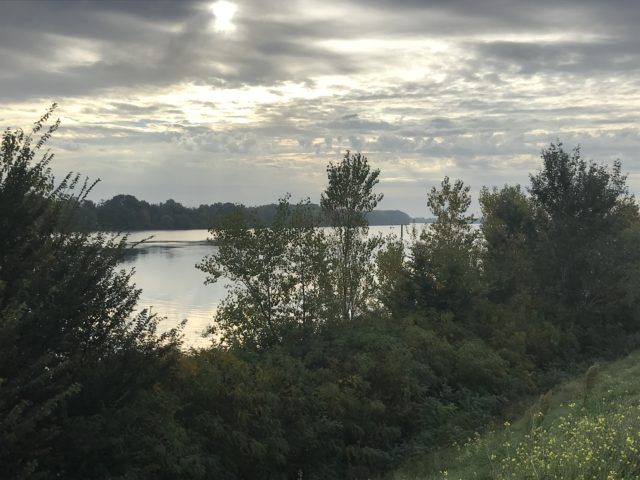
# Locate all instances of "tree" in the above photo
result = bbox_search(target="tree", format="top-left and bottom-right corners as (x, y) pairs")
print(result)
(320, 151), (384, 321)
(409, 177), (481, 314)
(477, 144), (640, 365)
(375, 239), (406, 314)
(527, 143), (640, 355)
(480, 184), (536, 304)
(529, 143), (636, 303)
(0, 106), (182, 478)
(198, 196), (330, 350)
(478, 184), (547, 367)
(426, 176), (477, 245)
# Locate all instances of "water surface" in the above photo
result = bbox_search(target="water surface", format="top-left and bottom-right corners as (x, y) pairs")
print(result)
(123, 231), (223, 348)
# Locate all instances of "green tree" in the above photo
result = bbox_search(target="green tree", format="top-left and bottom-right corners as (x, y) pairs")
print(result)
(409, 177), (481, 314)
(375, 239), (406, 313)
(478, 144), (640, 366)
(0, 106), (183, 478)
(198, 196), (330, 350)
(529, 143), (635, 303)
(320, 151), (384, 321)
(528, 143), (640, 355)
(480, 184), (536, 303)
(478, 184), (546, 368)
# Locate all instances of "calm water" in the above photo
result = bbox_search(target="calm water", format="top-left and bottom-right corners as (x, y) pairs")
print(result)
(123, 231), (222, 348)
(123, 225), (418, 348)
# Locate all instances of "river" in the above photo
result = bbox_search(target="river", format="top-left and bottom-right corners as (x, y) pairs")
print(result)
(123, 225), (420, 348)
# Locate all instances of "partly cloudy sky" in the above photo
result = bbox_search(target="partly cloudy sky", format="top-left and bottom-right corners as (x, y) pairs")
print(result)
(2, 0), (639, 216)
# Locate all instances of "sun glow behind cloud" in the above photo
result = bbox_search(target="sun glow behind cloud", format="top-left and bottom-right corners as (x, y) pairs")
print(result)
(211, 1), (237, 33)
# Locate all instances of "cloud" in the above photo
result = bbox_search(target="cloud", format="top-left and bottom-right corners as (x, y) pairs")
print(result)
(474, 39), (640, 76)
(1, 0), (640, 216)
(325, 113), (393, 132)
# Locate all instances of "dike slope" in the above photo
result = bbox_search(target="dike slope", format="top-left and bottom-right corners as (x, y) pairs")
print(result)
(394, 351), (640, 479)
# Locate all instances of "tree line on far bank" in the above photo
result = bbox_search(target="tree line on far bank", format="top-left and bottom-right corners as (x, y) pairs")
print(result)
(3, 106), (640, 479)
(70, 194), (413, 231)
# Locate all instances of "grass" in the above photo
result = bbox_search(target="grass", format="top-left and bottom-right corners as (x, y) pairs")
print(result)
(392, 351), (640, 479)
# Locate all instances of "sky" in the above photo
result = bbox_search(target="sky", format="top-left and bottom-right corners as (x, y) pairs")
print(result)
(1, 0), (639, 217)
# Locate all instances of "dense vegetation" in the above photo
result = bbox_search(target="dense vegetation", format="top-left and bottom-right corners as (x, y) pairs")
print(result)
(71, 194), (412, 231)
(394, 351), (640, 479)
(0, 106), (183, 479)
(2, 108), (640, 479)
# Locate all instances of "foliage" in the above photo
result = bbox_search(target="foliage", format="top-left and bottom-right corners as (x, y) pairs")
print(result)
(529, 143), (638, 304)
(395, 351), (640, 480)
(197, 196), (331, 350)
(321, 150), (385, 321)
(5, 106), (640, 480)
(0, 107), (183, 479)
(478, 184), (549, 369)
(527, 143), (640, 358)
(492, 408), (640, 479)
(479, 184), (536, 304)
(375, 239), (406, 312)
(390, 144), (640, 479)
(191, 142), (640, 478)
(404, 177), (481, 316)
(171, 314), (515, 479)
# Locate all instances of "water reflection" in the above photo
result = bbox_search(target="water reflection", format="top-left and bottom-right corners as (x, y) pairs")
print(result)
(123, 237), (226, 348)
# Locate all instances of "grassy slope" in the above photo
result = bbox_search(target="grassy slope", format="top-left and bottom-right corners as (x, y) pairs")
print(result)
(392, 351), (640, 480)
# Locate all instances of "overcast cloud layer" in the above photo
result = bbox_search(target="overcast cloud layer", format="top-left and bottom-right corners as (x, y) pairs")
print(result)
(1, 0), (639, 216)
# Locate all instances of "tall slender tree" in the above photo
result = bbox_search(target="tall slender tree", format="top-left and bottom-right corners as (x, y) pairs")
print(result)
(404, 177), (481, 316)
(320, 151), (383, 321)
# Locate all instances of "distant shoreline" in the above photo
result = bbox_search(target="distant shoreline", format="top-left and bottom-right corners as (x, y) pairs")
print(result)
(72, 194), (427, 231)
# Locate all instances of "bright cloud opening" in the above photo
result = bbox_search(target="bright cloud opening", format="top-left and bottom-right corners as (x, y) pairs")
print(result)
(211, 1), (237, 33)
